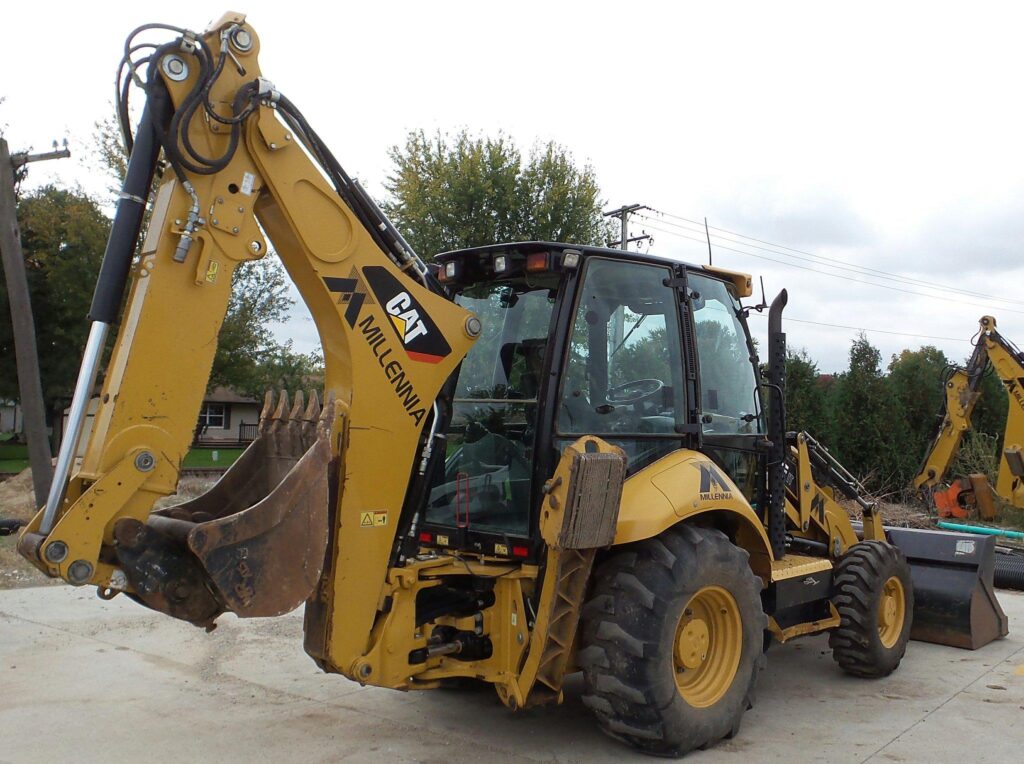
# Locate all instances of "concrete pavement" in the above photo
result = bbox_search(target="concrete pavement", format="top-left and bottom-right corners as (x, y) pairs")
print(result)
(1, 585), (1022, 763)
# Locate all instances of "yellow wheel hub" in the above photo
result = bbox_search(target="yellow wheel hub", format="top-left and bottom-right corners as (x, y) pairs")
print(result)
(673, 586), (742, 708)
(877, 575), (906, 649)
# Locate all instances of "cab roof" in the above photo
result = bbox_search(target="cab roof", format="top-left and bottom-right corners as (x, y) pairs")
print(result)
(435, 241), (754, 297)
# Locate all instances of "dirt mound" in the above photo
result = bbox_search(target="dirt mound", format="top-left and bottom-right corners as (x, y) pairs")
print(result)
(0, 468), (39, 522)
(839, 498), (932, 529)
(875, 501), (933, 529)
(0, 469), (52, 589)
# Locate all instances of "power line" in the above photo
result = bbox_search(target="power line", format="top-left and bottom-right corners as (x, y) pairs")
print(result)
(638, 220), (1024, 316)
(643, 208), (1024, 308)
(747, 312), (969, 343)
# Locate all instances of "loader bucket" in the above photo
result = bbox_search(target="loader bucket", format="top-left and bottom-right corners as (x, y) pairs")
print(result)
(885, 526), (1009, 650)
(114, 390), (336, 627)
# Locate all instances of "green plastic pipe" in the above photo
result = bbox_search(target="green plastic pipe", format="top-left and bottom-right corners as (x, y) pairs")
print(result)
(937, 521), (1024, 540)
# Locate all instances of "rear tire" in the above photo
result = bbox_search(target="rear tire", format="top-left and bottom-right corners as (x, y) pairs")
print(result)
(579, 524), (766, 757)
(829, 540), (913, 678)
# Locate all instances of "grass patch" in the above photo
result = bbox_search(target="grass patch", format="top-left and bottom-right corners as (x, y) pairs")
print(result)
(0, 444), (28, 459)
(0, 459), (29, 473)
(182, 447), (245, 468)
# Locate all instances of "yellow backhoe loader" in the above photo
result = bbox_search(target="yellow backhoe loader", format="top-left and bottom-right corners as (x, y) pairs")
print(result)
(11, 12), (1001, 756)
(916, 315), (1024, 517)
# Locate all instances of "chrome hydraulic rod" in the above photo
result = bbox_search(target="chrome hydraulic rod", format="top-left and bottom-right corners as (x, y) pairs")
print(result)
(39, 322), (109, 534)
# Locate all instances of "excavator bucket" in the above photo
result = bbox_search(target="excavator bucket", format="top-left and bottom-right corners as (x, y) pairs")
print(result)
(114, 391), (336, 627)
(885, 526), (1009, 650)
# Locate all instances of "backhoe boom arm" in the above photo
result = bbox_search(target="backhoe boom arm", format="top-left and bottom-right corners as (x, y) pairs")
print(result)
(19, 15), (477, 672)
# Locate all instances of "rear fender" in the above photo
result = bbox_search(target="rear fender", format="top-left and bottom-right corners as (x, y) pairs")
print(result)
(614, 449), (774, 571)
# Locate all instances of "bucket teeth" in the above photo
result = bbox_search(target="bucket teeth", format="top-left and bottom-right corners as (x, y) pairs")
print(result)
(290, 390), (305, 421)
(259, 390), (275, 433)
(138, 386), (340, 624)
(317, 391), (335, 441)
(302, 390), (323, 450)
(272, 389), (291, 425)
(255, 390), (334, 455)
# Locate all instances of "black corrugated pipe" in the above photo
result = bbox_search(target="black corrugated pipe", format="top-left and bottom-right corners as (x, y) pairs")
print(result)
(994, 554), (1024, 590)
(766, 289), (788, 559)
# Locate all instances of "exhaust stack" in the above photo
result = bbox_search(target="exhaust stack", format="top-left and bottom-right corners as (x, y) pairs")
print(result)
(765, 290), (788, 559)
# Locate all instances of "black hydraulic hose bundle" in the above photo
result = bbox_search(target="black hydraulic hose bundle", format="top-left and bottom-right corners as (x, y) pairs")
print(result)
(273, 96), (433, 290)
(117, 24), (260, 180)
(110, 22), (432, 295)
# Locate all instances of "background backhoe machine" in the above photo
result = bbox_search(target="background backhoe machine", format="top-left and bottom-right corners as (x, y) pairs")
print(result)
(916, 315), (1024, 519)
(14, 12), (976, 757)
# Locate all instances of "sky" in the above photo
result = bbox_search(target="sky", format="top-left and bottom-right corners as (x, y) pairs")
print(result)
(4, 1), (1024, 372)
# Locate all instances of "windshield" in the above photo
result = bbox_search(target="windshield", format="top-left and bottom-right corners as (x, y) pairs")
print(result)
(688, 273), (762, 435)
(424, 278), (558, 538)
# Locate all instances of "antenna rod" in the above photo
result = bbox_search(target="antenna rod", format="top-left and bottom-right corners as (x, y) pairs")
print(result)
(705, 217), (713, 266)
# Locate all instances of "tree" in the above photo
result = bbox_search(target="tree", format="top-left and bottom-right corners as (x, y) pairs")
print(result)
(383, 130), (612, 258)
(255, 343), (324, 395)
(208, 258), (295, 396)
(828, 334), (902, 489)
(785, 348), (829, 439)
(0, 185), (111, 444)
(91, 114), (128, 196)
(887, 346), (950, 482)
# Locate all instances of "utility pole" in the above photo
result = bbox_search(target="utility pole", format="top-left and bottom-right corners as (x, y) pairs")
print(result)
(0, 138), (70, 507)
(603, 203), (652, 251)
(602, 204), (652, 351)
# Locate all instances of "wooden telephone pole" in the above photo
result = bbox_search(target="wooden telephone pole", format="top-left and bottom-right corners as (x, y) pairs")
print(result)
(0, 138), (70, 506)
(602, 204), (653, 350)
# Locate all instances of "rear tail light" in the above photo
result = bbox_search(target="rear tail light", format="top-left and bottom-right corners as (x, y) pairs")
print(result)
(439, 261), (460, 282)
(525, 252), (549, 272)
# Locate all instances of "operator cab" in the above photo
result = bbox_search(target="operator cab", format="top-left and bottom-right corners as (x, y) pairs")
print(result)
(420, 242), (764, 559)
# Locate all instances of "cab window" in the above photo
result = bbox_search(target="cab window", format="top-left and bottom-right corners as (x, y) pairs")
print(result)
(557, 258), (684, 470)
(688, 273), (762, 435)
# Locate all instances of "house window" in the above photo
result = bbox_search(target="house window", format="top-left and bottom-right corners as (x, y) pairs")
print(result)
(198, 403), (227, 429)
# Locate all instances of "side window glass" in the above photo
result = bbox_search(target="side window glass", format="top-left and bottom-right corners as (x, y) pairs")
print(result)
(559, 259), (683, 439)
(687, 273), (762, 435)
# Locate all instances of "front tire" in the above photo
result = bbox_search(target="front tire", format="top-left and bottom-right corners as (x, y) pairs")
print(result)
(829, 540), (913, 678)
(578, 524), (766, 757)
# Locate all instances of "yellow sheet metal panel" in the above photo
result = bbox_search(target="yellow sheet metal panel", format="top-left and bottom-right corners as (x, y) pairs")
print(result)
(613, 448), (773, 560)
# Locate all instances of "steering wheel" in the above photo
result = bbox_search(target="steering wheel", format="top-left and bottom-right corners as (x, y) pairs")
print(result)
(605, 378), (664, 405)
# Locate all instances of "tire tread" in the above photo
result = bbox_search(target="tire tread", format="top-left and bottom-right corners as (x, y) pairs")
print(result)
(580, 525), (767, 756)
